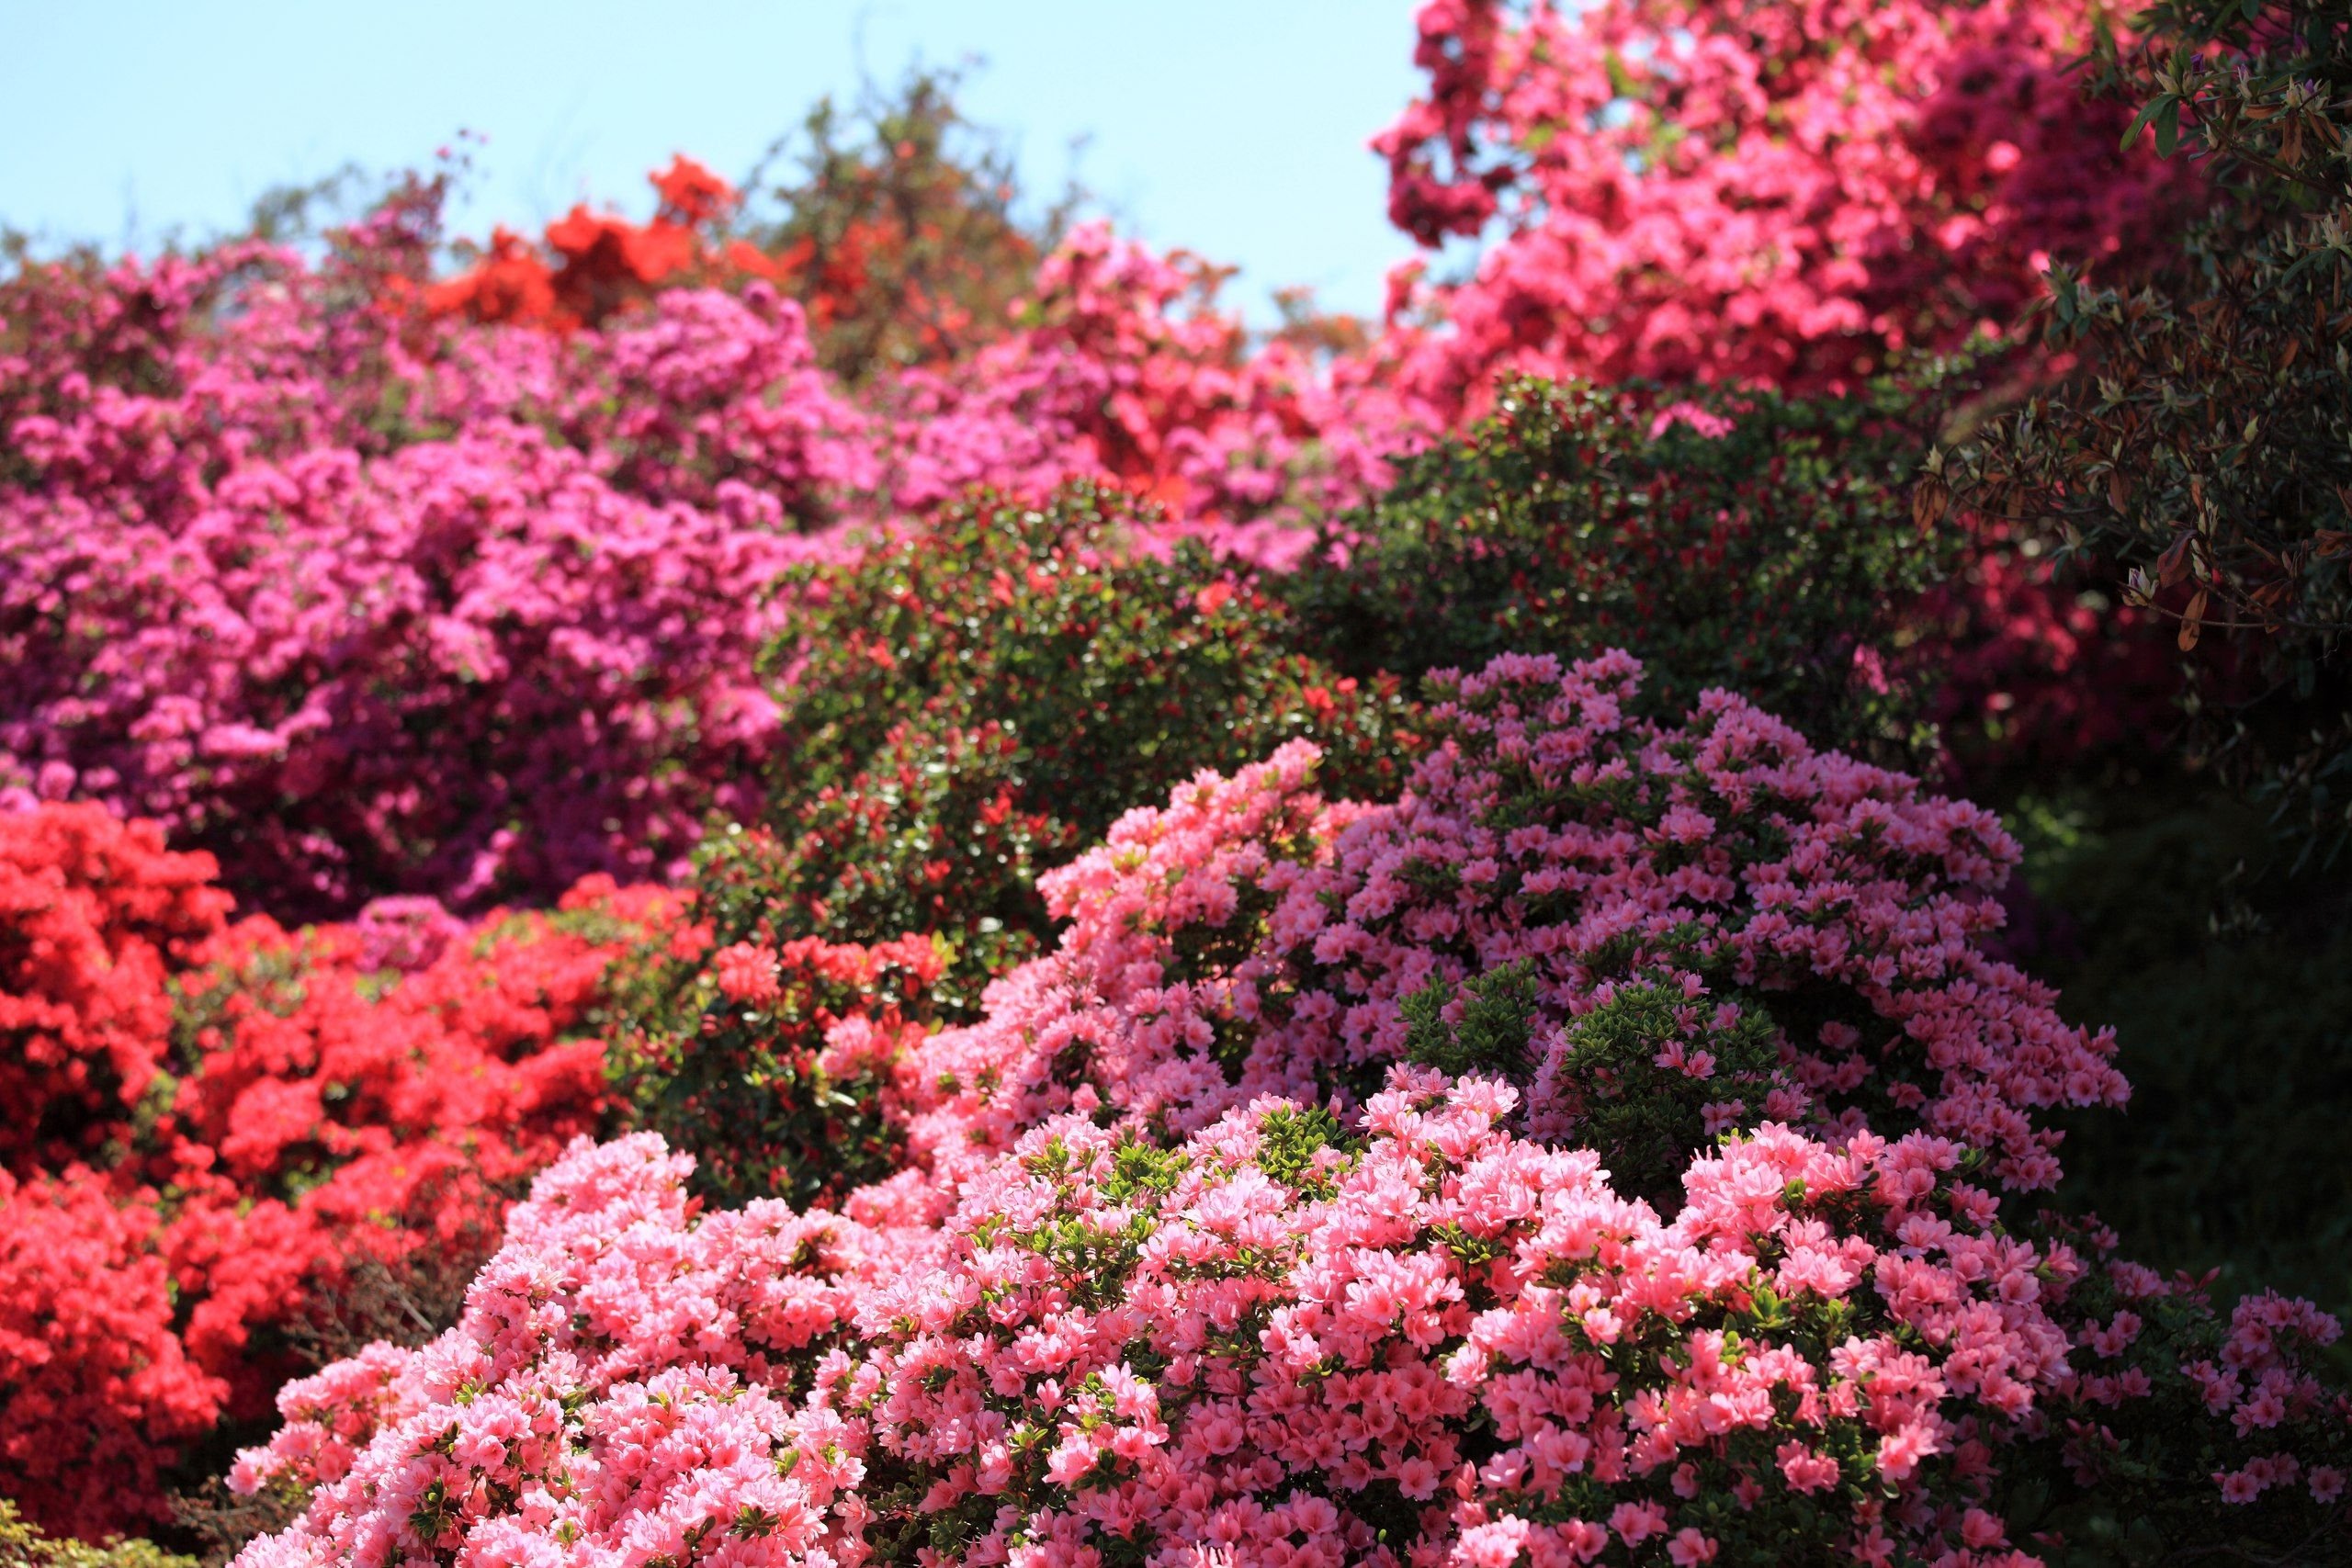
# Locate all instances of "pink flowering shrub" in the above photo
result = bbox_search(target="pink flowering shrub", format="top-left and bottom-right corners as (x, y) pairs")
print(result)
(226, 655), (2349, 1565)
(875, 649), (2126, 1201)
(222, 1134), (930, 1566)
(0, 236), (842, 917)
(227, 1101), (2349, 1567)
(1372, 0), (2193, 412)
(866, 221), (1436, 543)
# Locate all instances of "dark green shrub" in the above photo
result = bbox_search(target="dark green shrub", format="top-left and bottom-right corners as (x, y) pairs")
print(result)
(1279, 376), (1956, 762)
(1945, 0), (2352, 863)
(0, 1503), (194, 1568)
(730, 481), (1414, 993)
(2010, 785), (2352, 1339)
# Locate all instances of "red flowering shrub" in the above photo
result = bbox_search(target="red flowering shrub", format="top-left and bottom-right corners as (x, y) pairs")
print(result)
(615, 927), (952, 1212)
(0, 804), (677, 1535)
(0, 1172), (224, 1542)
(156, 876), (680, 1402)
(1372, 0), (2193, 412)
(0, 804), (232, 1170)
(426, 156), (741, 332)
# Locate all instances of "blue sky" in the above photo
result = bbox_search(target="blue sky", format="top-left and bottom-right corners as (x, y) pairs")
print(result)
(0, 1), (1430, 323)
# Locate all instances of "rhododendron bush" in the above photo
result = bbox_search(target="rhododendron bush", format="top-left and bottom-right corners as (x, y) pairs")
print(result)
(216, 656), (2350, 1567)
(1371, 0), (2190, 407)
(0, 804), (679, 1534)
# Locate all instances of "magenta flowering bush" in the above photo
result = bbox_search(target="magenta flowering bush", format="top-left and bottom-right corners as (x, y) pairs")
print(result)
(0, 240), (847, 918)
(1370, 0), (2193, 411)
(223, 654), (2350, 1566)
(0, 196), (1434, 919)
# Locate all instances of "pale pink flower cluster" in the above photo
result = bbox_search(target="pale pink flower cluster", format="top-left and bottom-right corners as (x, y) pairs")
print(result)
(236, 1085), (2100, 1566)
(825, 1081), (2088, 1566)
(231, 1134), (939, 1568)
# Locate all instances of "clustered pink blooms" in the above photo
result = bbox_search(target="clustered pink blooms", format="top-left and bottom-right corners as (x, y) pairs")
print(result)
(0, 231), (851, 919)
(229, 656), (2350, 1566)
(230, 1103), (2089, 1568)
(865, 221), (1438, 566)
(1372, 0), (2195, 412)
(0, 802), (685, 1533)
(886, 649), (2126, 1197)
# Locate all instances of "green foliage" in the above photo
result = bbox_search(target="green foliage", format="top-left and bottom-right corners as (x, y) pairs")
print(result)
(1250, 1105), (1357, 1198)
(743, 479), (1418, 1001)
(1541, 973), (1784, 1208)
(1946, 0), (2352, 862)
(1401, 960), (1542, 1080)
(0, 1502), (195, 1568)
(684, 719), (1057, 1016)
(2014, 784), (2352, 1338)
(735, 65), (1077, 382)
(608, 918), (951, 1210)
(1280, 376), (1956, 761)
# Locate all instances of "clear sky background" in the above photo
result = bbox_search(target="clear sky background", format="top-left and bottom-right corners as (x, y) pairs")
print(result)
(0, 1), (1430, 323)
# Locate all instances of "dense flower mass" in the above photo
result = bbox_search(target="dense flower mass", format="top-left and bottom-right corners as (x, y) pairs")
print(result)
(229, 1107), (2101, 1568)
(7, 3), (2352, 1558)
(223, 656), (2349, 1567)
(1, 804), (232, 1169)
(1372, 0), (2192, 408)
(0, 178), (1434, 919)
(0, 804), (676, 1533)
(0, 1168), (222, 1541)
(875, 650), (2126, 1199)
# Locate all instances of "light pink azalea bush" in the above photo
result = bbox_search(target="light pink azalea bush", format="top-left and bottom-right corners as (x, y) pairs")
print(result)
(225, 655), (2350, 1566)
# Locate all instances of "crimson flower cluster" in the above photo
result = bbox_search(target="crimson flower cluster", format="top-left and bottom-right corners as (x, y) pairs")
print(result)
(1371, 0), (2192, 408)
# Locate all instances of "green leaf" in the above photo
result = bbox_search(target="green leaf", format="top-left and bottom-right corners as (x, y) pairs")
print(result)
(2121, 93), (2179, 154)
